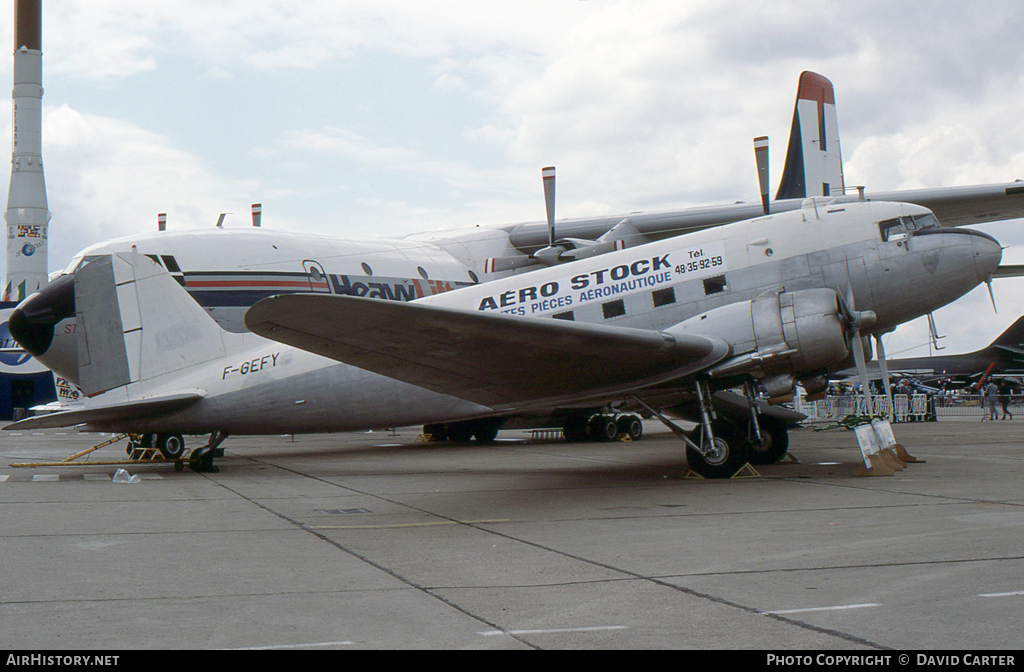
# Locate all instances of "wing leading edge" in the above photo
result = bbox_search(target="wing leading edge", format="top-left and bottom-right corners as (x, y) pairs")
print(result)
(245, 294), (730, 411)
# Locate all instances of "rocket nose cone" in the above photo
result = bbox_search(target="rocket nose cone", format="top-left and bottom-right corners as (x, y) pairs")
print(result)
(8, 272), (75, 357)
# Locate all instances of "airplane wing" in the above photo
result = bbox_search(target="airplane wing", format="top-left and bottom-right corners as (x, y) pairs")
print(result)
(245, 294), (730, 410)
(3, 392), (204, 430)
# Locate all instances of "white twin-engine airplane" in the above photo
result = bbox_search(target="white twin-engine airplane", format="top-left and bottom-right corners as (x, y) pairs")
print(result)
(6, 197), (1003, 477)
(28, 71), (1024, 341)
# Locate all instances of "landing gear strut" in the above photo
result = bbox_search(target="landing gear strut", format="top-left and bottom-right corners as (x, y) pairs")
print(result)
(739, 381), (790, 465)
(189, 431), (229, 473)
(631, 383), (752, 479)
(685, 418), (748, 479)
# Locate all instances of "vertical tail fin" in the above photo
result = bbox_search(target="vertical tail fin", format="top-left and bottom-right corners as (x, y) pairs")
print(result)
(991, 316), (1024, 348)
(74, 251), (226, 397)
(775, 71), (845, 200)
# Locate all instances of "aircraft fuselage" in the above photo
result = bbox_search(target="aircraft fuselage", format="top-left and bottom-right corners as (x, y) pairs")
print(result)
(10, 199), (1003, 435)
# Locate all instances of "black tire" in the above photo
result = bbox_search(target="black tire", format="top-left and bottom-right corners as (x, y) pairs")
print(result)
(746, 415), (790, 465)
(563, 415), (589, 443)
(156, 433), (186, 460)
(473, 418), (503, 443)
(617, 415), (643, 441)
(685, 420), (750, 479)
(445, 421), (475, 443)
(589, 415), (618, 442)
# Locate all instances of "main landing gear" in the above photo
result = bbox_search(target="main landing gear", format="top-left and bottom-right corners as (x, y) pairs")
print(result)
(423, 417), (504, 444)
(562, 413), (644, 443)
(633, 380), (791, 479)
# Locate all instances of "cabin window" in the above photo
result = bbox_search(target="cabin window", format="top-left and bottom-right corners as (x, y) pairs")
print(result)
(468, 270), (479, 283)
(652, 287), (676, 307)
(361, 263), (373, 276)
(703, 275), (728, 295)
(602, 299), (626, 319)
(552, 310), (575, 321)
(417, 266), (429, 279)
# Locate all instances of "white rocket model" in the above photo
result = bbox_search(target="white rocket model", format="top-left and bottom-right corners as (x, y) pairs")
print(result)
(4, 0), (48, 303)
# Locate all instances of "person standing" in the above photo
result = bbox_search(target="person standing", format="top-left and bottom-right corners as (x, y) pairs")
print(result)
(984, 379), (1000, 421)
(1000, 380), (1013, 420)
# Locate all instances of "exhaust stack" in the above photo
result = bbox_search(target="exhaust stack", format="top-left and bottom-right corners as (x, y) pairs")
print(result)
(4, 0), (48, 302)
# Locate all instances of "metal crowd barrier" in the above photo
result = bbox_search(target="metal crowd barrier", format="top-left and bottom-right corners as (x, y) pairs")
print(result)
(795, 394), (1021, 423)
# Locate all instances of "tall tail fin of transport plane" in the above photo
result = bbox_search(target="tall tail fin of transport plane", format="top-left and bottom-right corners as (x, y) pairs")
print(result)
(74, 251), (226, 397)
(775, 71), (845, 200)
(990, 316), (1024, 349)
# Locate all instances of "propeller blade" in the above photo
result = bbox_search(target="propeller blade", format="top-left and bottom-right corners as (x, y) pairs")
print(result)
(754, 136), (770, 215)
(986, 276), (998, 313)
(542, 166), (556, 248)
(852, 328), (873, 412)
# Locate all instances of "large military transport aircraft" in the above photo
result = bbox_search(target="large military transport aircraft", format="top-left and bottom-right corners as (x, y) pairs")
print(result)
(7, 196), (1004, 477)
(851, 316), (1024, 384)
(39, 71), (1024, 341)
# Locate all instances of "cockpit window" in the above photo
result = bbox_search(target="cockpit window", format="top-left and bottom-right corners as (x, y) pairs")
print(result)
(61, 254), (100, 275)
(879, 218), (903, 242)
(879, 213), (940, 241)
(912, 213), (940, 229)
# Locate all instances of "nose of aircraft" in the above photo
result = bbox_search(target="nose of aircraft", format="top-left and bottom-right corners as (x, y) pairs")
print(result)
(7, 272), (75, 357)
(971, 229), (1003, 281)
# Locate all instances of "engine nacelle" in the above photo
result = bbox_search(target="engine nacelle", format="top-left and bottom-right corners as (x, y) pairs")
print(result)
(667, 288), (850, 382)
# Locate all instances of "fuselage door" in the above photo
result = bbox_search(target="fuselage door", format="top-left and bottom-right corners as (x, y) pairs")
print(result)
(303, 260), (332, 293)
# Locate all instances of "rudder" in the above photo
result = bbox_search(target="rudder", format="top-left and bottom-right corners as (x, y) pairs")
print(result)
(776, 71), (845, 200)
(75, 251), (226, 397)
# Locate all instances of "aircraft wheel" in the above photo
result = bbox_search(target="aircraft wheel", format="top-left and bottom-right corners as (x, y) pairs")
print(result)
(685, 420), (749, 479)
(157, 433), (186, 460)
(589, 415), (618, 442)
(446, 421), (475, 443)
(563, 415), (589, 443)
(473, 418), (503, 443)
(617, 415), (643, 441)
(746, 415), (789, 465)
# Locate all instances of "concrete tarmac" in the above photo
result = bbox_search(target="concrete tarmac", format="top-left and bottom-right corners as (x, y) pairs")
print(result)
(1, 418), (1022, 650)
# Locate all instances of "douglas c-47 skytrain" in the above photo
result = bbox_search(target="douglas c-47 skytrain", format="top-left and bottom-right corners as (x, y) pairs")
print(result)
(6, 196), (1005, 476)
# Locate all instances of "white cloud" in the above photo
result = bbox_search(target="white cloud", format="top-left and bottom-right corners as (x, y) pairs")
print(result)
(41, 104), (258, 264)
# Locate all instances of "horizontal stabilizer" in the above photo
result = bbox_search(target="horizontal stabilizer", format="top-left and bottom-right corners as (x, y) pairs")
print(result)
(246, 294), (730, 410)
(3, 392), (204, 430)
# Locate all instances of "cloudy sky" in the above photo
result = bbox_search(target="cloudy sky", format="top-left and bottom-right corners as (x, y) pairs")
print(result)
(3, 0), (1024, 360)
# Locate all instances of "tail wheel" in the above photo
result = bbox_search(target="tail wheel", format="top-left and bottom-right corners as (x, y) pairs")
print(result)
(746, 415), (790, 465)
(685, 420), (750, 479)
(156, 433), (186, 460)
(617, 415), (643, 441)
